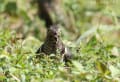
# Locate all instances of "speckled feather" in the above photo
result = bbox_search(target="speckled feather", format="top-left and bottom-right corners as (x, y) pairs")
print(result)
(36, 25), (72, 62)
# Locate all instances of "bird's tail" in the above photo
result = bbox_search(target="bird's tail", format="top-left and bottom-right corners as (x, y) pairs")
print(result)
(37, 0), (54, 28)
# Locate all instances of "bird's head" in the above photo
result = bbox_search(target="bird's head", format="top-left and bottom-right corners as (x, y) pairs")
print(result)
(47, 25), (59, 36)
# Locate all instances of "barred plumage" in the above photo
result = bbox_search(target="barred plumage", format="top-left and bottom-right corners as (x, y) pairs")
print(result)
(36, 25), (72, 63)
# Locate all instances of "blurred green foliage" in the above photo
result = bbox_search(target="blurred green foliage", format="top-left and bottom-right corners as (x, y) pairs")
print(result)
(0, 0), (120, 82)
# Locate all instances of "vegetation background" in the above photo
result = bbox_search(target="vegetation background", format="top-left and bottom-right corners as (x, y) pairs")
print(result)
(0, 0), (120, 82)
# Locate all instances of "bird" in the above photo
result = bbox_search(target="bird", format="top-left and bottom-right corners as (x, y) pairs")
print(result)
(36, 0), (72, 64)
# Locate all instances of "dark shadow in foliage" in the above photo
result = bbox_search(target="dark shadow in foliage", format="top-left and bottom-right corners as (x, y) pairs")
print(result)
(5, 1), (17, 15)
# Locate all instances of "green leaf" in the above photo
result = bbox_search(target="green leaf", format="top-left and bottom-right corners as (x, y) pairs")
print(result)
(19, 10), (31, 24)
(95, 61), (110, 75)
(5, 1), (17, 15)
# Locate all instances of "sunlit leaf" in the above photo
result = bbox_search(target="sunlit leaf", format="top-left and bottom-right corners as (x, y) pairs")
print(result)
(111, 47), (119, 57)
(109, 65), (120, 78)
